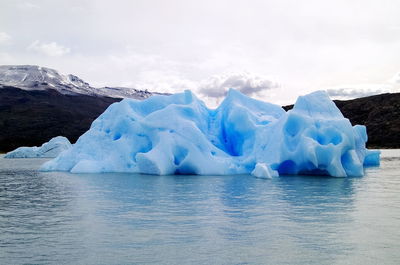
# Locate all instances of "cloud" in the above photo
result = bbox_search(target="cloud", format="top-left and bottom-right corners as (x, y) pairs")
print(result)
(326, 87), (387, 99)
(17, 2), (39, 9)
(389, 72), (400, 84)
(0, 52), (14, 63)
(0, 32), (11, 44)
(325, 71), (400, 99)
(1, 0), (400, 108)
(27, 40), (70, 57)
(197, 72), (279, 99)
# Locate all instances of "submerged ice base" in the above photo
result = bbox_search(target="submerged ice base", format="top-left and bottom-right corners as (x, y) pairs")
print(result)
(5, 136), (72, 158)
(41, 90), (380, 177)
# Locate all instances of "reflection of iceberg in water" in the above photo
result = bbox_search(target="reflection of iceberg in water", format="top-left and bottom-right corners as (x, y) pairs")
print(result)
(271, 176), (357, 260)
(34, 166), (383, 264)
(41, 90), (380, 177)
(216, 174), (358, 263)
(274, 176), (357, 221)
(2, 150), (398, 264)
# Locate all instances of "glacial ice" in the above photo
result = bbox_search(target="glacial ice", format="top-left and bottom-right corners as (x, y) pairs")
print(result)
(5, 136), (72, 158)
(251, 163), (278, 179)
(41, 89), (380, 177)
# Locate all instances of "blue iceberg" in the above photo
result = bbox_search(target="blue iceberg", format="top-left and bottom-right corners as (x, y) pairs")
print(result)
(41, 90), (380, 177)
(5, 136), (72, 158)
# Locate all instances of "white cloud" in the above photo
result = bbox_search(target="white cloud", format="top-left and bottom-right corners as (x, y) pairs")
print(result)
(28, 40), (70, 57)
(325, 74), (400, 99)
(388, 72), (400, 84)
(134, 75), (196, 94)
(326, 87), (388, 99)
(17, 2), (39, 9)
(0, 32), (11, 44)
(1, 0), (400, 106)
(197, 72), (279, 99)
(0, 52), (14, 63)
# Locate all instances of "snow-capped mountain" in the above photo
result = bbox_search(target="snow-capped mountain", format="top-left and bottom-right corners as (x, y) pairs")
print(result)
(96, 86), (154, 99)
(0, 65), (94, 95)
(0, 65), (164, 99)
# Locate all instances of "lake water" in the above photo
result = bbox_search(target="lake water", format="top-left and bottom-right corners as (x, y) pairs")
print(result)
(0, 150), (399, 265)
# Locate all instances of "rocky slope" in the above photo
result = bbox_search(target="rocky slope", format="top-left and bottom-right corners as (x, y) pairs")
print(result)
(0, 85), (121, 152)
(334, 93), (400, 148)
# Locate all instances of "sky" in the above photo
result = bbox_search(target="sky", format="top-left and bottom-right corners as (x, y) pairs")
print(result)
(1, 0), (400, 106)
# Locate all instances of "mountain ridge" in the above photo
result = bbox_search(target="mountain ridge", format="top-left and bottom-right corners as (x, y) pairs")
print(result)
(0, 65), (168, 99)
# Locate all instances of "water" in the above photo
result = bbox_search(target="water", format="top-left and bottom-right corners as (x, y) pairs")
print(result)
(0, 150), (399, 265)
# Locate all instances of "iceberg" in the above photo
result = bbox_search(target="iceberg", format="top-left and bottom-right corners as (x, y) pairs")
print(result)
(5, 136), (72, 158)
(252, 163), (278, 179)
(41, 90), (380, 177)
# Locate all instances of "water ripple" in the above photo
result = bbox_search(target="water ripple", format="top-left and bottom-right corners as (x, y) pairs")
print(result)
(0, 152), (400, 264)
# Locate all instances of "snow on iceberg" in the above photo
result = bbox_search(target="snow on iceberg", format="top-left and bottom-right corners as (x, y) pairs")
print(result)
(5, 136), (72, 158)
(41, 90), (380, 177)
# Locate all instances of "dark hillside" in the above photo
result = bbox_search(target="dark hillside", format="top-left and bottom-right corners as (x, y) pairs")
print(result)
(0, 86), (121, 152)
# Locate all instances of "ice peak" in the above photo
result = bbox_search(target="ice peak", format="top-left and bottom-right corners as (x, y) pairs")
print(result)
(219, 89), (285, 119)
(293, 90), (344, 119)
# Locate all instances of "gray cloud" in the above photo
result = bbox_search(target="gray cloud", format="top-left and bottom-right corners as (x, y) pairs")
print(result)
(326, 88), (385, 99)
(198, 72), (279, 99)
(325, 71), (400, 99)
(326, 83), (400, 99)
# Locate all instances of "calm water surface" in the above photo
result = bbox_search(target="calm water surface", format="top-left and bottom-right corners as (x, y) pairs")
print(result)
(0, 150), (399, 265)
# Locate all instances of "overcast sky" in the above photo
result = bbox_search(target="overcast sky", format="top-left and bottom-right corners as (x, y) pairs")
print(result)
(1, 0), (400, 105)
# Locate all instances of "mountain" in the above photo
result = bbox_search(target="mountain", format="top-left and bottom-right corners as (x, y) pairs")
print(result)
(0, 65), (93, 95)
(0, 85), (121, 153)
(0, 65), (171, 153)
(283, 93), (400, 149)
(0, 65), (167, 99)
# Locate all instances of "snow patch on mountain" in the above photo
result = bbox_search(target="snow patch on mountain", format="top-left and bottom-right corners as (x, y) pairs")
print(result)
(0, 65), (166, 99)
